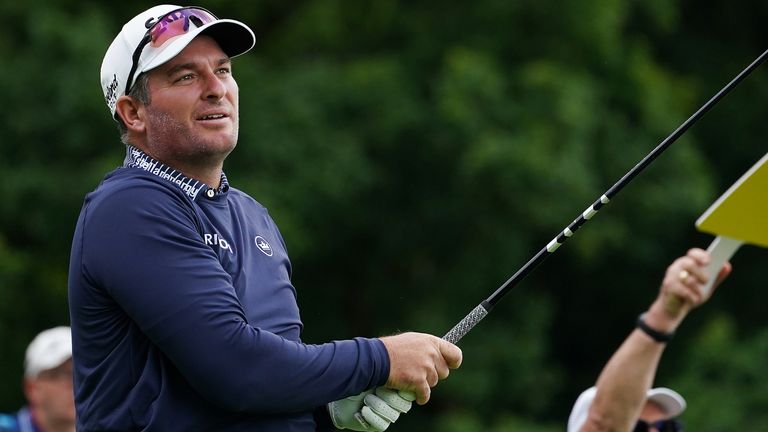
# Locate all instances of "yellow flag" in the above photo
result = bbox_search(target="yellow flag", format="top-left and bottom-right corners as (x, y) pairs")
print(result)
(696, 152), (768, 248)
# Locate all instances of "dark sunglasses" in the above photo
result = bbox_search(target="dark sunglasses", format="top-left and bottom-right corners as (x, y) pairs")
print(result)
(124, 7), (218, 95)
(633, 418), (684, 432)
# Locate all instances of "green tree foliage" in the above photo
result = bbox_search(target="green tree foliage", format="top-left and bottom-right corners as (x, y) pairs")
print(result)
(664, 314), (768, 430)
(1, 0), (767, 429)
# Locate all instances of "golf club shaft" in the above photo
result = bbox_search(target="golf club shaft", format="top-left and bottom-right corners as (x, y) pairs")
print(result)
(443, 47), (768, 345)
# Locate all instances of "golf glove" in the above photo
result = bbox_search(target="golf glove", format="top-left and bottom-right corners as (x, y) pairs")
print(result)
(328, 387), (413, 431)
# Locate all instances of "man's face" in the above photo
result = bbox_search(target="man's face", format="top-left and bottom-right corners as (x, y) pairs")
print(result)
(640, 400), (667, 422)
(140, 35), (239, 169)
(25, 359), (76, 427)
(636, 401), (679, 431)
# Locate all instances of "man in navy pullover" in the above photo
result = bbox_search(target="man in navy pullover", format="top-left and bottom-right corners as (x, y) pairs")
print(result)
(68, 5), (462, 431)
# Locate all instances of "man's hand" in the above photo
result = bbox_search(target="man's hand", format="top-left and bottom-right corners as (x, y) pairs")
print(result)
(328, 390), (374, 431)
(645, 248), (732, 332)
(379, 332), (462, 405)
(328, 388), (413, 431)
(330, 332), (460, 429)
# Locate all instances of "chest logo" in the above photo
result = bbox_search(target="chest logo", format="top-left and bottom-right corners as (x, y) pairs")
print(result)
(254, 236), (273, 256)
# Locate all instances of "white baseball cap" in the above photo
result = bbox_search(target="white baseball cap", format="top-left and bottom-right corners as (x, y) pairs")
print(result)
(24, 326), (72, 378)
(100, 5), (256, 117)
(646, 387), (687, 418)
(567, 386), (686, 432)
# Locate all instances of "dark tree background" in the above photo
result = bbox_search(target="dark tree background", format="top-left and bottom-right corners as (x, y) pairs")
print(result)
(1, 1), (767, 430)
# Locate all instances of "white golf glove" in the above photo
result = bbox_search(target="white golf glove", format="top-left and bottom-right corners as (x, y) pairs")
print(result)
(328, 387), (414, 431)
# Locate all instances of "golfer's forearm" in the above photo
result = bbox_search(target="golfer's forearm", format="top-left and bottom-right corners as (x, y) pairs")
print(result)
(174, 333), (390, 412)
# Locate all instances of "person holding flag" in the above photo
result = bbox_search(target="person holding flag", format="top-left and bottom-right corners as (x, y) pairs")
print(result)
(568, 248), (731, 432)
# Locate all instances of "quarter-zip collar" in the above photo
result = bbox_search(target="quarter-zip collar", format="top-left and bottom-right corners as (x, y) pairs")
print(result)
(123, 145), (230, 200)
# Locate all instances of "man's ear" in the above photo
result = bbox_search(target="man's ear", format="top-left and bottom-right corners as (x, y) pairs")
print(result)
(23, 378), (38, 404)
(115, 95), (146, 133)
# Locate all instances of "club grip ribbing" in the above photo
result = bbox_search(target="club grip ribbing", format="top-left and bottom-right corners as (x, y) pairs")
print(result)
(442, 303), (490, 344)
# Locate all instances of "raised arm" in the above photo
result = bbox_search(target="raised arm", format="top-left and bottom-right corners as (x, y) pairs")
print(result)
(578, 248), (731, 432)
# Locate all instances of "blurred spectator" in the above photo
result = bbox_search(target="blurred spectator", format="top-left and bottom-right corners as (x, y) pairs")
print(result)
(0, 327), (75, 432)
(568, 248), (731, 432)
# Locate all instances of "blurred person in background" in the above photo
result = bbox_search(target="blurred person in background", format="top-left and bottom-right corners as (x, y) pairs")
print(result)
(0, 326), (75, 432)
(568, 248), (731, 432)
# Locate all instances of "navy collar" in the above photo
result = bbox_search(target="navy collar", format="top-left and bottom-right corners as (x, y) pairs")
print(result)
(123, 145), (229, 200)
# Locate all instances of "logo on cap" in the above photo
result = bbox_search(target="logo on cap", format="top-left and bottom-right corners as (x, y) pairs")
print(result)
(105, 74), (119, 111)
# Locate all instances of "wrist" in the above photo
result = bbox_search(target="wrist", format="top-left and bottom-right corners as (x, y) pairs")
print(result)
(636, 313), (675, 343)
(645, 300), (686, 330)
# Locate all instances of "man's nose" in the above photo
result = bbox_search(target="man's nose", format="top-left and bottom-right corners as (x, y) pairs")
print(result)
(202, 71), (226, 100)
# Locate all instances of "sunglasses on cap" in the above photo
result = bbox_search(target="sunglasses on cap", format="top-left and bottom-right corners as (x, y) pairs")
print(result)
(124, 6), (218, 95)
(633, 418), (684, 432)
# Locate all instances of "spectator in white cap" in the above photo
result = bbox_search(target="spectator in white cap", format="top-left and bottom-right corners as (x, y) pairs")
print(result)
(568, 248), (731, 432)
(0, 326), (75, 432)
(569, 387), (685, 432)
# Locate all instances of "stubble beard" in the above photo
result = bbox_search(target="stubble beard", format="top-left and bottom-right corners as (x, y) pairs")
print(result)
(144, 107), (238, 168)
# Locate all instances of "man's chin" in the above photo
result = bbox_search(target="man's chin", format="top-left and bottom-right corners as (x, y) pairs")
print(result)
(199, 129), (238, 150)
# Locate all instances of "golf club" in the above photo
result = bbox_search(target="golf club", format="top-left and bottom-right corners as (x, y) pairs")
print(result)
(442, 47), (768, 345)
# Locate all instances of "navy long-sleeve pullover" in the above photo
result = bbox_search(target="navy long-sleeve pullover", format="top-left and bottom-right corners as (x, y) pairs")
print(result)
(68, 146), (389, 431)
